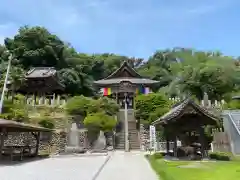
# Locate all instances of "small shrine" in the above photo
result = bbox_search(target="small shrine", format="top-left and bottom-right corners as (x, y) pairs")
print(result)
(152, 98), (220, 159)
(94, 61), (159, 151)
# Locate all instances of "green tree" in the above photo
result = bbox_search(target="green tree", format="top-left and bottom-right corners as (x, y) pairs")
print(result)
(84, 112), (117, 132)
(4, 26), (67, 69)
(135, 93), (171, 126)
(169, 55), (238, 100)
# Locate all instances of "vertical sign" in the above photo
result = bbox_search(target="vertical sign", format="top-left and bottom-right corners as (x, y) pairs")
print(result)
(149, 125), (157, 151)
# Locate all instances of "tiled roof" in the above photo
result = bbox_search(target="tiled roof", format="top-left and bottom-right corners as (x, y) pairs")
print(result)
(94, 78), (159, 85)
(26, 67), (56, 78)
(105, 61), (142, 79)
(152, 98), (219, 126)
(0, 119), (54, 132)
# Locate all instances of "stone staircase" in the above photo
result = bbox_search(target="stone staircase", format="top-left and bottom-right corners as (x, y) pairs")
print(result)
(222, 111), (240, 155)
(230, 113), (240, 131)
(115, 121), (140, 150)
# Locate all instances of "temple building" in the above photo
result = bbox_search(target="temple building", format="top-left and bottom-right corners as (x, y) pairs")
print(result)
(94, 61), (159, 151)
(8, 67), (65, 106)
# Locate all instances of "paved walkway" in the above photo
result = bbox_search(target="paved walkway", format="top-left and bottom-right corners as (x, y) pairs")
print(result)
(0, 155), (108, 180)
(96, 151), (159, 180)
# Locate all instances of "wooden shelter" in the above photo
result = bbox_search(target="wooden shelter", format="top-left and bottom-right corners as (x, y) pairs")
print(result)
(152, 98), (220, 158)
(8, 67), (65, 105)
(0, 119), (53, 160)
(17, 67), (64, 94)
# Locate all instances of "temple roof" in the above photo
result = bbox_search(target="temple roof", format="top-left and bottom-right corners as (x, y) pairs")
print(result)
(15, 67), (65, 93)
(94, 61), (159, 86)
(152, 98), (219, 126)
(105, 61), (142, 79)
(26, 67), (57, 78)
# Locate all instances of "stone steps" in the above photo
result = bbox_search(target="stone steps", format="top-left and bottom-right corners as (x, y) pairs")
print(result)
(115, 121), (140, 150)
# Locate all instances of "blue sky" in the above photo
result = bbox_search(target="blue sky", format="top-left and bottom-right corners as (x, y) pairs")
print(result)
(0, 0), (239, 59)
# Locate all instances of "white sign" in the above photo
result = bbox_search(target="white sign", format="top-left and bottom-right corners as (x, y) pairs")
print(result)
(149, 125), (157, 150)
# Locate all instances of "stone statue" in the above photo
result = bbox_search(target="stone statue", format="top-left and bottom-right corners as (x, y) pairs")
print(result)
(92, 131), (106, 151)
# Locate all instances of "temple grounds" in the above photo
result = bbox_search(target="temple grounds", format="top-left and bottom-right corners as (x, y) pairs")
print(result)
(0, 155), (108, 180)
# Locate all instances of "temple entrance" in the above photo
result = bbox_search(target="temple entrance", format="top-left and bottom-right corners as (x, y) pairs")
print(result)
(94, 61), (159, 151)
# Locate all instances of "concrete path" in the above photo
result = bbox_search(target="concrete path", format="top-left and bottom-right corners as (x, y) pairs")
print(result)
(96, 151), (159, 180)
(0, 155), (109, 180)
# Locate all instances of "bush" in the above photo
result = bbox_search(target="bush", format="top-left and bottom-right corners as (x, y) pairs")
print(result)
(209, 152), (231, 161)
(0, 98), (29, 122)
(38, 117), (55, 129)
(65, 95), (120, 116)
(84, 112), (117, 132)
(224, 100), (240, 110)
(152, 152), (164, 159)
(65, 95), (91, 115)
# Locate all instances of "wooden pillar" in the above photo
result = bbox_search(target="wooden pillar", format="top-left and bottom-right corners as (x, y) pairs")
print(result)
(34, 93), (37, 106)
(165, 127), (170, 155)
(0, 128), (6, 160)
(52, 93), (55, 106)
(57, 95), (60, 105)
(25, 94), (29, 104)
(36, 132), (40, 156)
(32, 132), (40, 156)
(199, 126), (206, 158)
(174, 136), (177, 157)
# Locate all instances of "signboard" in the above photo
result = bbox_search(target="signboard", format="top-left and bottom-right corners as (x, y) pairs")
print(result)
(149, 125), (157, 150)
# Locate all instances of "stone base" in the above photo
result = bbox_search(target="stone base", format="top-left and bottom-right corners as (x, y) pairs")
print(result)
(65, 146), (86, 154)
(90, 149), (108, 153)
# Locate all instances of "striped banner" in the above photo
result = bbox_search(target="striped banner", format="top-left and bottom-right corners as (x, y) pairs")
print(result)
(136, 86), (151, 95)
(101, 88), (112, 96)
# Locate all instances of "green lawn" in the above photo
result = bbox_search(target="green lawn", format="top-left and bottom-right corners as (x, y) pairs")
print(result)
(149, 157), (240, 180)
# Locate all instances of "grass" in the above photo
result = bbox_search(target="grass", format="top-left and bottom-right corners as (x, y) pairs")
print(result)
(148, 157), (240, 180)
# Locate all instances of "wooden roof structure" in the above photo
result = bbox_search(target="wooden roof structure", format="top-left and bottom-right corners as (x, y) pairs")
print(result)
(0, 119), (54, 132)
(232, 96), (240, 100)
(152, 98), (219, 126)
(94, 61), (159, 86)
(16, 67), (65, 94)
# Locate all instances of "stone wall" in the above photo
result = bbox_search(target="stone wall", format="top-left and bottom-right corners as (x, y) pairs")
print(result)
(139, 124), (149, 151)
(4, 131), (67, 154)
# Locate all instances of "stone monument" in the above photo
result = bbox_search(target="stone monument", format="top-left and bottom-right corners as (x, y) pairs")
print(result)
(65, 122), (85, 154)
(91, 131), (107, 152)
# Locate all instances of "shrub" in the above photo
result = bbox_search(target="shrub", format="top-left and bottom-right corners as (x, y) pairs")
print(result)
(209, 152), (231, 161)
(0, 98), (28, 122)
(152, 152), (164, 159)
(84, 112), (117, 132)
(224, 100), (240, 110)
(65, 95), (91, 115)
(38, 117), (55, 129)
(65, 95), (120, 117)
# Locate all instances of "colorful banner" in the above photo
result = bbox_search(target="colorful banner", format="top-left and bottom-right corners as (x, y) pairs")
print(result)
(136, 86), (151, 95)
(101, 88), (111, 96)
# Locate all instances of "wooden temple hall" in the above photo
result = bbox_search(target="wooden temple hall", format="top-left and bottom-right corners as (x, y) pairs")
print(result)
(152, 98), (220, 159)
(7, 67), (66, 106)
(94, 61), (159, 151)
(94, 61), (159, 108)
(0, 119), (53, 161)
